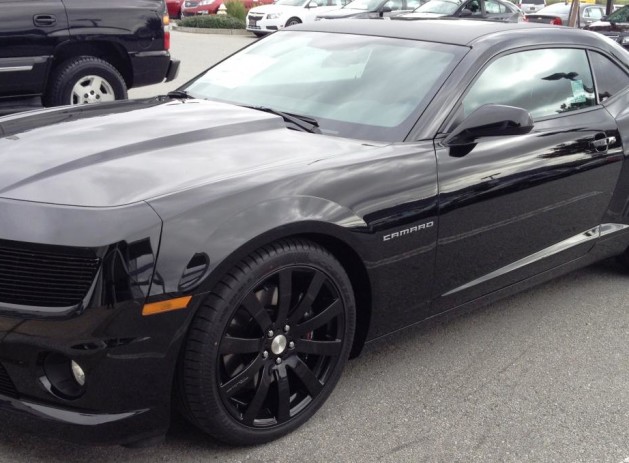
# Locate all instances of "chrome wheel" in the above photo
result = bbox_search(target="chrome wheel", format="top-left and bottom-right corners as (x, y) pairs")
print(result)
(71, 75), (116, 105)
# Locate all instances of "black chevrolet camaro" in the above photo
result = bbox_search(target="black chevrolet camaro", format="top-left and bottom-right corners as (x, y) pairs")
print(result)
(1, 20), (629, 447)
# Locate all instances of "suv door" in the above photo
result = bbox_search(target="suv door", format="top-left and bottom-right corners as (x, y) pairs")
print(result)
(0, 0), (69, 99)
(432, 47), (624, 312)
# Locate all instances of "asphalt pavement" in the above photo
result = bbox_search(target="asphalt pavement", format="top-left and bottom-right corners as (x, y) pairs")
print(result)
(1, 30), (628, 462)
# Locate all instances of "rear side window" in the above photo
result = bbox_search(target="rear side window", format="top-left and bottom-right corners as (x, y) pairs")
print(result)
(589, 52), (629, 102)
(463, 48), (595, 119)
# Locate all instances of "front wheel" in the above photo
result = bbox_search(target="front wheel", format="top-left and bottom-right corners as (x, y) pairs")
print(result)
(44, 56), (127, 107)
(178, 239), (356, 445)
(285, 17), (302, 27)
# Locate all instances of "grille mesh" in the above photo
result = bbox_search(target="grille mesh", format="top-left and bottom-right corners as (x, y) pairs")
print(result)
(0, 362), (18, 398)
(0, 240), (100, 308)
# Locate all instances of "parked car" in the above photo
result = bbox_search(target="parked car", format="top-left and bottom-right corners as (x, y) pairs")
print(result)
(1, 19), (629, 448)
(315, 0), (424, 20)
(167, 0), (185, 17)
(395, 0), (523, 22)
(183, 0), (273, 16)
(526, 2), (605, 26)
(517, 0), (545, 14)
(0, 0), (179, 115)
(247, 0), (348, 36)
(585, 5), (629, 48)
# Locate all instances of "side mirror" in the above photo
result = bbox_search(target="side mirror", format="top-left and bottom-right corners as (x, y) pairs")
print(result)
(308, 1), (318, 7)
(459, 8), (473, 16)
(443, 104), (533, 147)
(380, 5), (393, 13)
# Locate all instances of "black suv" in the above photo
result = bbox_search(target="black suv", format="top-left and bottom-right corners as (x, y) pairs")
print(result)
(0, 0), (179, 114)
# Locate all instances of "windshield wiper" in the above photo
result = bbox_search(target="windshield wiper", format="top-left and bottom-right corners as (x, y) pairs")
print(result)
(165, 90), (194, 100)
(240, 105), (321, 134)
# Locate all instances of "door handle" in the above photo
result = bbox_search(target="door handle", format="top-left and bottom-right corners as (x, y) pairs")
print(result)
(590, 135), (616, 152)
(33, 14), (57, 27)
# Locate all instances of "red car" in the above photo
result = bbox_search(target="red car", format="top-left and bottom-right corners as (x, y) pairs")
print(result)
(182, 0), (273, 16)
(167, 0), (185, 18)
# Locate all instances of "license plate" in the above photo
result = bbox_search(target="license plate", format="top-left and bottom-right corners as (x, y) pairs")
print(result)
(248, 19), (258, 26)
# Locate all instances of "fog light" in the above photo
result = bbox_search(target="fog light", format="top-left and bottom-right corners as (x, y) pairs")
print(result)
(71, 360), (86, 386)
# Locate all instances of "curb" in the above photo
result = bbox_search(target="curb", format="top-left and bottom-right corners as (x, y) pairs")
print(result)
(174, 25), (256, 36)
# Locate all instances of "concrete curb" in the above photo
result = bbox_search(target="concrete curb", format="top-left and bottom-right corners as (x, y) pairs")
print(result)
(174, 25), (256, 36)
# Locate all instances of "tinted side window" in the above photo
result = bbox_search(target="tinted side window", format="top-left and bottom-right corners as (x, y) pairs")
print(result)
(463, 49), (595, 119)
(590, 52), (629, 102)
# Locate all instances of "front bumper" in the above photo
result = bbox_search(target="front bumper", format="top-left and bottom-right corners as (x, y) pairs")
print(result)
(246, 16), (283, 33)
(0, 198), (192, 445)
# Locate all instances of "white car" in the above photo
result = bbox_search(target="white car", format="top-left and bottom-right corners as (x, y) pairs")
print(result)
(246, 0), (348, 36)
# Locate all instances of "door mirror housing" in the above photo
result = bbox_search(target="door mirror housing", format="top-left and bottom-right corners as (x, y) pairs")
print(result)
(459, 8), (473, 16)
(380, 4), (392, 13)
(443, 104), (534, 147)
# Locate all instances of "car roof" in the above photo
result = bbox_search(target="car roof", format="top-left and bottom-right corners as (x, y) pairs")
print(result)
(292, 19), (599, 47)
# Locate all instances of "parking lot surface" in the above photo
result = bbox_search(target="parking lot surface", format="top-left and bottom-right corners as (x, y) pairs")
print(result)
(1, 30), (628, 463)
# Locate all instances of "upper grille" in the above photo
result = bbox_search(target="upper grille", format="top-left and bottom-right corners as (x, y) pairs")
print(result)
(0, 362), (18, 398)
(0, 240), (100, 308)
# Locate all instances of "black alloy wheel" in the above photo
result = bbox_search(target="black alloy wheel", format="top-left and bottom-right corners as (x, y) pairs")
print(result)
(179, 239), (356, 445)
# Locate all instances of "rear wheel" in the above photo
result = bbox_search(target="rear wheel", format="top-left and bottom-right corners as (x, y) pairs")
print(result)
(178, 239), (356, 445)
(44, 56), (127, 107)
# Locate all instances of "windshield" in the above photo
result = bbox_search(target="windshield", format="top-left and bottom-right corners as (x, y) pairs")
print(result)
(342, 0), (382, 10)
(276, 0), (308, 6)
(184, 31), (464, 142)
(414, 0), (461, 14)
(608, 5), (629, 22)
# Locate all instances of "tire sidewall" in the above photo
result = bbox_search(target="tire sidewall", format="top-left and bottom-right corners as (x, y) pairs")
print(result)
(185, 242), (356, 445)
(45, 57), (127, 107)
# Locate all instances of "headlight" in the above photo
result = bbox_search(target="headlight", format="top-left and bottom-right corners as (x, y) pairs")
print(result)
(267, 12), (282, 19)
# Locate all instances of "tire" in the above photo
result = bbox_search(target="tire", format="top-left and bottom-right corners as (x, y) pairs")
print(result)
(253, 32), (266, 37)
(285, 17), (302, 27)
(178, 239), (356, 445)
(44, 56), (127, 107)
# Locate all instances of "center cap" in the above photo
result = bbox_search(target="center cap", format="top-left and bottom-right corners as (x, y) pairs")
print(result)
(271, 334), (287, 355)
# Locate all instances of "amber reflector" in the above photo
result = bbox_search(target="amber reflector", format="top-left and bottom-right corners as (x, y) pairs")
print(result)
(142, 296), (191, 316)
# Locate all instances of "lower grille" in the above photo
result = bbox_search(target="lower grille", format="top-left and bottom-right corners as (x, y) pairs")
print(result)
(0, 363), (18, 398)
(0, 239), (100, 308)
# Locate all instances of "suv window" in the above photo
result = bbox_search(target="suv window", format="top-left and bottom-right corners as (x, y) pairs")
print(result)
(583, 6), (603, 19)
(589, 52), (629, 102)
(463, 48), (595, 119)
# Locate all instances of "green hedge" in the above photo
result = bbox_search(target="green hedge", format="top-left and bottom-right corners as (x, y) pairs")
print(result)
(179, 14), (245, 29)
(225, 1), (247, 20)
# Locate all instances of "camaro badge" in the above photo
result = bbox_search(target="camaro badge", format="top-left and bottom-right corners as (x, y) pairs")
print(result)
(383, 221), (434, 241)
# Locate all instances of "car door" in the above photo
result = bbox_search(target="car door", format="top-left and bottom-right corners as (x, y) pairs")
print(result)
(431, 47), (625, 313)
(0, 0), (68, 99)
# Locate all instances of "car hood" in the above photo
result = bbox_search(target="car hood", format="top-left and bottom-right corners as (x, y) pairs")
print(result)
(0, 99), (371, 208)
(318, 8), (367, 18)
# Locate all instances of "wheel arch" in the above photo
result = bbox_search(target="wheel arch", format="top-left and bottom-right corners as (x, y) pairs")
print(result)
(202, 224), (372, 358)
(51, 40), (133, 88)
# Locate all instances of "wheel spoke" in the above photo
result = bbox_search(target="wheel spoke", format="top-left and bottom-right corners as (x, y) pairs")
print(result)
(275, 364), (291, 423)
(289, 272), (326, 324)
(241, 293), (273, 332)
(219, 356), (264, 398)
(276, 269), (292, 324)
(296, 339), (342, 357)
(293, 299), (342, 336)
(220, 336), (262, 355)
(242, 364), (272, 424)
(287, 356), (323, 398)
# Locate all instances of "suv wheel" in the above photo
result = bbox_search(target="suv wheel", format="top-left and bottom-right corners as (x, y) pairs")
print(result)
(44, 56), (127, 107)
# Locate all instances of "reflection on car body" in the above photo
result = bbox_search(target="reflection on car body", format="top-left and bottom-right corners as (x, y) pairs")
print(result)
(1, 20), (629, 449)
